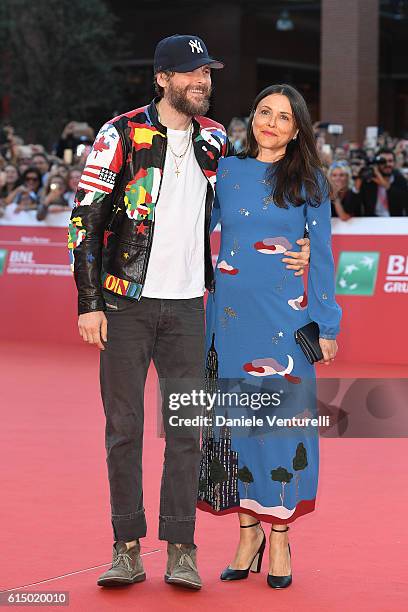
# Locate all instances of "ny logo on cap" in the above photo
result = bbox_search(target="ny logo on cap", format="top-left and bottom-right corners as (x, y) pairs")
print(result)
(189, 39), (203, 54)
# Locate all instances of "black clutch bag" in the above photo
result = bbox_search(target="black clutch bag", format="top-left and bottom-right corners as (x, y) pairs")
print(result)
(294, 321), (323, 364)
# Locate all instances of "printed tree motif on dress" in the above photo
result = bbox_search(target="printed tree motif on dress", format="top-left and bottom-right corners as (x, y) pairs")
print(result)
(271, 466), (293, 506)
(237, 466), (254, 498)
(292, 442), (308, 502)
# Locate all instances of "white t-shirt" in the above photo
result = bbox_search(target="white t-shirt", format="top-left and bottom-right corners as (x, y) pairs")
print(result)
(141, 126), (208, 299)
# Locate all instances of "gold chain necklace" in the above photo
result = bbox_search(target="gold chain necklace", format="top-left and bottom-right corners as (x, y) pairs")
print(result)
(167, 123), (193, 177)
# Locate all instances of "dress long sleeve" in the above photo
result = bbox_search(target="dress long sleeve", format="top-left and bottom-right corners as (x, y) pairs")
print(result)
(306, 181), (342, 339)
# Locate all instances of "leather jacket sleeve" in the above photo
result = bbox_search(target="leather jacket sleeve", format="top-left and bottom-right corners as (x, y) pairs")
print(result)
(68, 122), (123, 315)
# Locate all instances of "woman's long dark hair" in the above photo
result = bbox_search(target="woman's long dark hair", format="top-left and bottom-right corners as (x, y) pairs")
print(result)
(239, 84), (329, 208)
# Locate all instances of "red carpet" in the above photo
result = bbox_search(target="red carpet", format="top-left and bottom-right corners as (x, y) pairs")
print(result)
(1, 340), (407, 610)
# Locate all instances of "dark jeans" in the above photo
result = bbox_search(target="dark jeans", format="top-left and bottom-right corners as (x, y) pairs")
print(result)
(99, 290), (205, 544)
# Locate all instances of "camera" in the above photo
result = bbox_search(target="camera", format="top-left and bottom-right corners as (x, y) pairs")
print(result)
(358, 155), (387, 181)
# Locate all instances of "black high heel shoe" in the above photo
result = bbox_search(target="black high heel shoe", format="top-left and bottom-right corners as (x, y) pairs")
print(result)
(267, 526), (292, 589)
(220, 520), (266, 581)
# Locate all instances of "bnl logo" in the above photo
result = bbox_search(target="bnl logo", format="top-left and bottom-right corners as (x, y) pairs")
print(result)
(189, 39), (203, 53)
(335, 251), (379, 296)
(0, 249), (8, 275)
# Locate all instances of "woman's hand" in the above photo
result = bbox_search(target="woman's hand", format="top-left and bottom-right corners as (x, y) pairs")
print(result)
(282, 237), (310, 276)
(318, 338), (338, 365)
(45, 187), (63, 206)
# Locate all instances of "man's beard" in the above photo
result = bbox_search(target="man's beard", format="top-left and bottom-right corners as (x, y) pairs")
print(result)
(166, 81), (212, 117)
(380, 167), (393, 176)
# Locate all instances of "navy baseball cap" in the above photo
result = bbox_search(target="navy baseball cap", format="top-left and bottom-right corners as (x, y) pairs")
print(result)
(154, 34), (224, 73)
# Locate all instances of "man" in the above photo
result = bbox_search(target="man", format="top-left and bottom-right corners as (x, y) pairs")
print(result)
(68, 34), (310, 590)
(352, 148), (408, 216)
(32, 152), (50, 187)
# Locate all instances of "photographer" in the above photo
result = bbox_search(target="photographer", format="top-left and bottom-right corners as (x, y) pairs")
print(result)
(352, 148), (408, 216)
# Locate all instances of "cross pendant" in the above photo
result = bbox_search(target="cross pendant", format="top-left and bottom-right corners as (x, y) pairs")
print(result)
(175, 169), (180, 177)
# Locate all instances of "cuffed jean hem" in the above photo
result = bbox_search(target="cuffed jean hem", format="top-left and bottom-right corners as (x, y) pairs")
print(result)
(159, 515), (196, 544)
(112, 509), (147, 542)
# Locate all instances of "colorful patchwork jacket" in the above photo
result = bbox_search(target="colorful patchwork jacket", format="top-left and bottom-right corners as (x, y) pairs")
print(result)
(68, 98), (229, 315)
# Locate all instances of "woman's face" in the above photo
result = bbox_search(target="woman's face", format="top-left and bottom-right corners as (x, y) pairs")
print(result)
(252, 93), (297, 154)
(330, 168), (349, 191)
(5, 165), (18, 184)
(49, 176), (65, 192)
(24, 172), (41, 192)
(68, 170), (81, 192)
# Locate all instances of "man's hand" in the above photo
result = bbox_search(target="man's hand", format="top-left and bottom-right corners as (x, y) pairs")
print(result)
(372, 166), (390, 189)
(282, 237), (310, 276)
(318, 338), (338, 365)
(78, 311), (108, 350)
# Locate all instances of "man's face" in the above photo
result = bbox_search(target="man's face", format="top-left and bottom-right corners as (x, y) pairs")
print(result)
(379, 153), (395, 176)
(32, 155), (49, 175)
(160, 65), (212, 116)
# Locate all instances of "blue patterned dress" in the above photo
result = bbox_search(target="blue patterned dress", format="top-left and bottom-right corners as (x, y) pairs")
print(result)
(197, 155), (341, 524)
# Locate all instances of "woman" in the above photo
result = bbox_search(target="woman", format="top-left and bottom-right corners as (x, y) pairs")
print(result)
(0, 164), (20, 216)
(0, 163), (21, 198)
(6, 167), (43, 211)
(328, 161), (362, 220)
(198, 84), (341, 588)
(36, 174), (69, 221)
(64, 167), (82, 208)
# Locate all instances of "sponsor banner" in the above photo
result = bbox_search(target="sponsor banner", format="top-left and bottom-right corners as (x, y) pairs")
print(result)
(0, 225), (77, 344)
(330, 233), (408, 364)
(213, 218), (408, 366)
(0, 220), (407, 361)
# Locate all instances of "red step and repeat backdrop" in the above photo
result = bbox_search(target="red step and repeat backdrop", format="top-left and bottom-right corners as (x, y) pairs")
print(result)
(0, 213), (407, 364)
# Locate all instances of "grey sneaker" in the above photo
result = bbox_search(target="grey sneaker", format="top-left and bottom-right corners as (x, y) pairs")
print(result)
(97, 541), (146, 586)
(165, 543), (202, 590)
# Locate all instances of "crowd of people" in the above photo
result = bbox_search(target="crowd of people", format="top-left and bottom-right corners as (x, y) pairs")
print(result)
(0, 122), (93, 222)
(1, 116), (408, 222)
